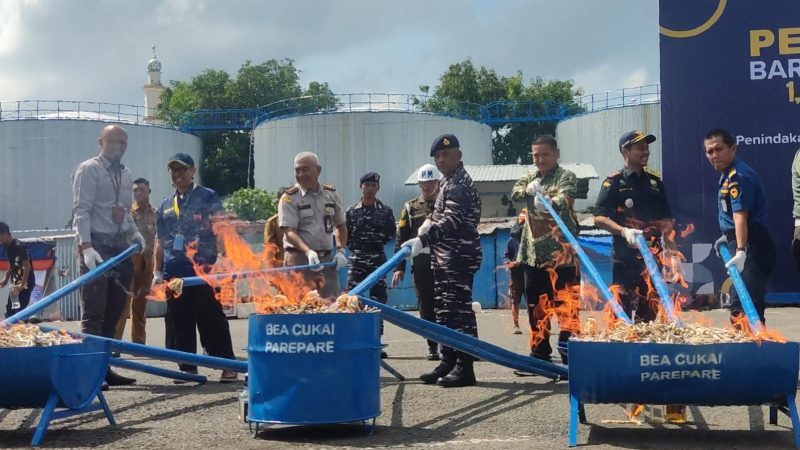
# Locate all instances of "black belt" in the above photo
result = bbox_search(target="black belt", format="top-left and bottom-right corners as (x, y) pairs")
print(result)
(285, 247), (332, 256)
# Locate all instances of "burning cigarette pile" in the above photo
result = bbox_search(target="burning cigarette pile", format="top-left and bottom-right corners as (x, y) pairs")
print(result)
(0, 325), (82, 348)
(255, 292), (378, 315)
(575, 319), (766, 344)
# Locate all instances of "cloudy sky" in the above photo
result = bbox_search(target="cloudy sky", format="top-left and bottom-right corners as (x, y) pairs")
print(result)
(0, 0), (659, 107)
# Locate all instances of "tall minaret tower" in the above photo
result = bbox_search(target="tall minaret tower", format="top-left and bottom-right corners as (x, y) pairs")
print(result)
(143, 45), (164, 124)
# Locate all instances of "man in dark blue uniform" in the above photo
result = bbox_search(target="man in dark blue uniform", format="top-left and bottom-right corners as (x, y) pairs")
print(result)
(705, 129), (774, 325)
(594, 130), (677, 323)
(153, 153), (237, 383)
(346, 171), (396, 357)
(0, 222), (35, 318)
(402, 134), (482, 388)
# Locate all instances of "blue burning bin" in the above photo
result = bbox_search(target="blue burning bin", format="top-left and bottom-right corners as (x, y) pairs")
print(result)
(247, 312), (381, 426)
(0, 339), (115, 445)
(568, 340), (800, 447)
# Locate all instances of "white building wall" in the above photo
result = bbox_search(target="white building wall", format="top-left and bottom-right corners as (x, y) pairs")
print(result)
(556, 103), (662, 210)
(0, 120), (202, 230)
(253, 112), (492, 213)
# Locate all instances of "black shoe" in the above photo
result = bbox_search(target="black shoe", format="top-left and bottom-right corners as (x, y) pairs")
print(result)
(380, 351), (388, 359)
(419, 361), (455, 384)
(101, 381), (109, 391)
(529, 352), (552, 363)
(105, 369), (136, 386)
(436, 363), (476, 388)
(426, 351), (440, 361)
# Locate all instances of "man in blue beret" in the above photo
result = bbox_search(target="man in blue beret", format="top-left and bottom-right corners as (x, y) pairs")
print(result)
(402, 134), (482, 387)
(346, 171), (396, 357)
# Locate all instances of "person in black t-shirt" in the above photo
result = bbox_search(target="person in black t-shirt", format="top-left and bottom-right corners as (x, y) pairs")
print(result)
(0, 222), (35, 318)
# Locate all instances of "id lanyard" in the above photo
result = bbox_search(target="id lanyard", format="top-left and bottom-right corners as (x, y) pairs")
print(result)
(172, 190), (192, 251)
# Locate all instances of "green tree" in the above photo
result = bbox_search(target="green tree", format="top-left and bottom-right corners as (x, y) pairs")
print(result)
(158, 59), (337, 195)
(223, 188), (276, 221)
(418, 59), (584, 164)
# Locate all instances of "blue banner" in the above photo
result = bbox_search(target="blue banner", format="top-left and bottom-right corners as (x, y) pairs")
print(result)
(660, 0), (800, 298)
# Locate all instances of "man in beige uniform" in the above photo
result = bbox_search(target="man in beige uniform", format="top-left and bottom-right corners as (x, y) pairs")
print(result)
(114, 178), (156, 344)
(278, 152), (348, 298)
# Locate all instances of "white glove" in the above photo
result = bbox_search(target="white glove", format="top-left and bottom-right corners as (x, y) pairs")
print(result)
(417, 219), (432, 236)
(620, 227), (643, 247)
(533, 194), (550, 213)
(82, 247), (104, 270)
(334, 250), (348, 270)
(725, 249), (746, 273)
(132, 231), (147, 253)
(401, 237), (424, 258)
(525, 180), (542, 196)
(152, 270), (164, 286)
(713, 234), (728, 257)
(305, 250), (321, 271)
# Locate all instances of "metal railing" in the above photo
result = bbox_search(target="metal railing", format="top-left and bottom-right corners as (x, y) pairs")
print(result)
(0, 85), (662, 132)
(576, 84), (661, 113)
(0, 100), (150, 124)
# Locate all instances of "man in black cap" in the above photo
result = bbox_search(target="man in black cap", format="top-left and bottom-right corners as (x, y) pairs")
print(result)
(153, 153), (238, 383)
(346, 172), (396, 356)
(402, 134), (482, 387)
(594, 130), (677, 323)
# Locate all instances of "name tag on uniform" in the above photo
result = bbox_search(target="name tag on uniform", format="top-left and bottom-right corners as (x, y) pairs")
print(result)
(324, 215), (333, 233)
(173, 233), (185, 251)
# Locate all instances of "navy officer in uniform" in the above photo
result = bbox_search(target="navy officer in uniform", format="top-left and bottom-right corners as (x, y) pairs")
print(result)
(706, 128), (774, 325)
(594, 130), (677, 323)
(402, 134), (482, 388)
(279, 151), (348, 298)
(346, 171), (396, 356)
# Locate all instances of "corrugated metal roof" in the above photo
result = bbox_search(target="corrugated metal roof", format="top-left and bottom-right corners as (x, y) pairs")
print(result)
(404, 163), (598, 185)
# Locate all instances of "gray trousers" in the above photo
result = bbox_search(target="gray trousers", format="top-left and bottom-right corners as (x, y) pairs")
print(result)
(79, 234), (134, 338)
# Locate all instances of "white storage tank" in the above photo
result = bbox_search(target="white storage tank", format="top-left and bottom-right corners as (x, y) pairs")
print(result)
(0, 119), (202, 231)
(556, 103), (662, 210)
(253, 112), (493, 212)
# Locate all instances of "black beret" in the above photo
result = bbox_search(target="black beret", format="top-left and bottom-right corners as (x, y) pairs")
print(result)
(430, 134), (460, 156)
(360, 171), (380, 184)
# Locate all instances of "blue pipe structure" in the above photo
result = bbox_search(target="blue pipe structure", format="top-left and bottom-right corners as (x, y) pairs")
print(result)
(634, 234), (681, 324)
(359, 296), (567, 379)
(180, 261), (336, 287)
(349, 246), (567, 379)
(2, 244), (140, 327)
(39, 325), (248, 373)
(535, 193), (632, 324)
(110, 358), (208, 384)
(719, 246), (765, 333)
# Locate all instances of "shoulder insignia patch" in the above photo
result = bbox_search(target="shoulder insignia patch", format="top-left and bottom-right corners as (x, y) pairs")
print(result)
(728, 168), (737, 178)
(323, 184), (336, 191)
(602, 180), (612, 188)
(279, 194), (292, 204)
(285, 186), (299, 195)
(606, 170), (622, 178)
(644, 167), (661, 179)
(730, 186), (740, 199)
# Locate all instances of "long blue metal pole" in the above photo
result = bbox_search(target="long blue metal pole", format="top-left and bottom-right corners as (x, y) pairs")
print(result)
(634, 234), (681, 324)
(535, 193), (632, 324)
(2, 244), (140, 327)
(359, 296), (567, 379)
(110, 358), (208, 384)
(180, 261), (336, 288)
(719, 245), (765, 333)
(38, 325), (249, 373)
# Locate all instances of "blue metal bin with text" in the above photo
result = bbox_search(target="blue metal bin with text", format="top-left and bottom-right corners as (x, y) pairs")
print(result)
(247, 312), (381, 427)
(0, 339), (116, 446)
(567, 340), (800, 447)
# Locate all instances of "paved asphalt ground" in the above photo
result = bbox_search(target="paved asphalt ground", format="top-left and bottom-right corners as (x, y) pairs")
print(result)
(2, 307), (800, 449)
